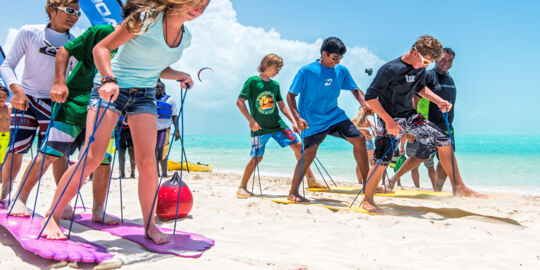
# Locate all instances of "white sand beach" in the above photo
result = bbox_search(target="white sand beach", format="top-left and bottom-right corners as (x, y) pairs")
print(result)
(1, 162), (540, 270)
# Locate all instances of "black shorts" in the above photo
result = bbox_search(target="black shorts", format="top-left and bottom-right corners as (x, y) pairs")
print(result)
(304, 119), (362, 149)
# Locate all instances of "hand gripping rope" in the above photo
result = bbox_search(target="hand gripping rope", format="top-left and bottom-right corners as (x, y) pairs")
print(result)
(349, 136), (396, 208)
(38, 99), (112, 239)
(146, 83), (189, 236)
(441, 109), (457, 196)
(250, 130), (263, 196)
(1, 110), (26, 206)
(7, 103), (61, 217)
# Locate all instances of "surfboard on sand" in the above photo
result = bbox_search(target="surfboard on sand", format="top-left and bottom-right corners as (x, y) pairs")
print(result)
(0, 202), (113, 263)
(307, 186), (452, 199)
(72, 213), (214, 258)
(236, 193), (376, 215)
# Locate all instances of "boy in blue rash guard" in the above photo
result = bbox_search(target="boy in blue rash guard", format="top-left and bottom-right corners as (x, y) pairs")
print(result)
(362, 36), (486, 213)
(287, 37), (372, 202)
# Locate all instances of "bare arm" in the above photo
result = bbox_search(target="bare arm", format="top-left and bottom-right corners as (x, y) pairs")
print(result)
(159, 67), (194, 89)
(418, 86), (452, 112)
(351, 89), (373, 114)
(286, 92), (308, 132)
(277, 100), (297, 127)
(92, 24), (136, 102)
(236, 98), (260, 131)
(50, 47), (71, 103)
(366, 98), (403, 136)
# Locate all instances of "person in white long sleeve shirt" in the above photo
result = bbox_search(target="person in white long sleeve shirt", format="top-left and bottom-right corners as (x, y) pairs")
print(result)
(0, 0), (80, 208)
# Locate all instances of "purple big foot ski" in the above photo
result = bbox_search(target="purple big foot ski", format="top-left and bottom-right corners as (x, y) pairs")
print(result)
(73, 213), (214, 258)
(0, 204), (113, 263)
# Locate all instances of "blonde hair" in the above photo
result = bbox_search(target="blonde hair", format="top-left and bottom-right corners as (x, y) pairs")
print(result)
(352, 107), (368, 128)
(258, 53), (283, 73)
(413, 35), (443, 61)
(45, 0), (79, 19)
(123, 0), (208, 34)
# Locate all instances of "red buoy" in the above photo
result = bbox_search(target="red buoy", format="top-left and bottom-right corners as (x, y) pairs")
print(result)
(156, 172), (193, 220)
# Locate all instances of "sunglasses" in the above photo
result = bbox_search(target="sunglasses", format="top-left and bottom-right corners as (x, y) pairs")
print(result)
(329, 55), (343, 61)
(57, 6), (82, 17)
(413, 46), (433, 66)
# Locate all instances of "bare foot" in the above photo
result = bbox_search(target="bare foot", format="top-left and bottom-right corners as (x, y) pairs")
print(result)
(40, 217), (67, 240)
(307, 178), (327, 189)
(61, 204), (74, 220)
(8, 199), (30, 217)
(92, 211), (121, 225)
(375, 185), (394, 193)
(145, 224), (170, 245)
(236, 187), (254, 198)
(456, 186), (488, 198)
(361, 199), (383, 213)
(287, 193), (309, 203)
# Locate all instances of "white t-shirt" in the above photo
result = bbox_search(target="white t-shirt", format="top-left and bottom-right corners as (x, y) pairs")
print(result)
(156, 95), (178, 131)
(0, 24), (74, 98)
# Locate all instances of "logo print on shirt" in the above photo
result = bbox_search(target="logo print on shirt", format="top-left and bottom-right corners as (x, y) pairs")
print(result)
(405, 75), (415, 83)
(256, 91), (276, 115)
(324, 78), (333, 86)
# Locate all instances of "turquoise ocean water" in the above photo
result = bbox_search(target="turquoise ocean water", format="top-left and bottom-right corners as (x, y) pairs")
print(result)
(168, 135), (540, 195)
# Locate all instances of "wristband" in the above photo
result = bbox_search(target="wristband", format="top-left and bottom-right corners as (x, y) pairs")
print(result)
(100, 75), (117, 85)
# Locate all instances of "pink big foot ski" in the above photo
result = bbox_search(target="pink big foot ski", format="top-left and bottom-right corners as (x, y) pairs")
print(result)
(73, 213), (214, 258)
(0, 203), (113, 263)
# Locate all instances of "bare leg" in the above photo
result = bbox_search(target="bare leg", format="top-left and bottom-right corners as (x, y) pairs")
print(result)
(426, 165), (437, 190)
(436, 145), (487, 197)
(8, 154), (56, 216)
(288, 145), (318, 202)
(237, 156), (263, 197)
(128, 114), (170, 244)
(411, 166), (420, 188)
(346, 136), (370, 185)
(91, 164), (120, 225)
(387, 156), (425, 188)
(41, 109), (119, 240)
(435, 162), (447, 191)
(1, 153), (23, 200)
(289, 142), (322, 188)
(362, 165), (387, 213)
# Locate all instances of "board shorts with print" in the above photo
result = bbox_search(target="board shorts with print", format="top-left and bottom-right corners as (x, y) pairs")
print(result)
(44, 121), (113, 165)
(406, 140), (434, 168)
(250, 129), (299, 158)
(373, 114), (451, 166)
(10, 96), (52, 153)
(304, 119), (362, 149)
(0, 132), (10, 163)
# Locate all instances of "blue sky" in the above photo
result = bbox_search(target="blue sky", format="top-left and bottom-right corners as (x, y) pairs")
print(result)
(1, 0), (539, 135)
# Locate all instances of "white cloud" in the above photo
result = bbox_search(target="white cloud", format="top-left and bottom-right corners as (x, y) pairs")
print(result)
(2, 0), (385, 135)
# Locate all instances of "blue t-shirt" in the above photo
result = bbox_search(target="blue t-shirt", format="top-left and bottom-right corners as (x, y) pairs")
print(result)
(289, 60), (358, 137)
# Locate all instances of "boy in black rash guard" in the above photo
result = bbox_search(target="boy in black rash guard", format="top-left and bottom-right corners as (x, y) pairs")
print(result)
(388, 48), (458, 190)
(363, 36), (486, 212)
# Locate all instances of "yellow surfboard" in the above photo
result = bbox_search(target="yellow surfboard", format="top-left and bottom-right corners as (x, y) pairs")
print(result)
(167, 160), (213, 172)
(307, 186), (452, 199)
(236, 193), (375, 215)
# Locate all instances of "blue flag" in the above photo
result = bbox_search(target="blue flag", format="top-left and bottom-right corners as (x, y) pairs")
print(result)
(80, 0), (124, 26)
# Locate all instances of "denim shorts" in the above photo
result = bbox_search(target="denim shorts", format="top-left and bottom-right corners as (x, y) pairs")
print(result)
(89, 84), (157, 117)
(365, 139), (375, 151)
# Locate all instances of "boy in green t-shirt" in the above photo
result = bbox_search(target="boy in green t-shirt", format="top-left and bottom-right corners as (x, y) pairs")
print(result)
(8, 25), (120, 224)
(236, 54), (323, 197)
